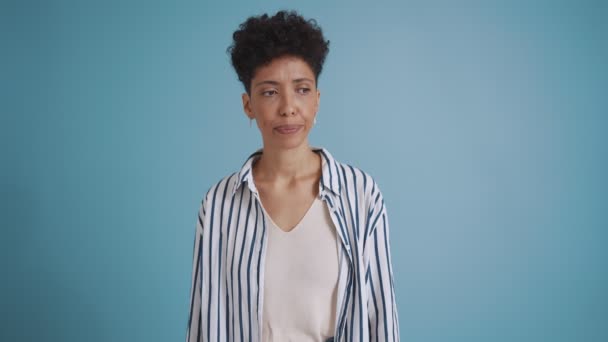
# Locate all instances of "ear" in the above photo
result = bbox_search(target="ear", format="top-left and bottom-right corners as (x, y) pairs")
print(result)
(315, 89), (321, 112)
(242, 92), (253, 119)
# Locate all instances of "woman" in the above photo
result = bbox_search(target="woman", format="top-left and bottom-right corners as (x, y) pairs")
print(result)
(187, 10), (399, 342)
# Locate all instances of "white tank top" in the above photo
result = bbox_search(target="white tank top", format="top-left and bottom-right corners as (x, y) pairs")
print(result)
(261, 196), (339, 342)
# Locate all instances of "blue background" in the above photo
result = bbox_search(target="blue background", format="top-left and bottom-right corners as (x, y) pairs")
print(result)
(1, 0), (606, 341)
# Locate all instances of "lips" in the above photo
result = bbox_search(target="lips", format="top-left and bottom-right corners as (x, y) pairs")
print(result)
(274, 125), (302, 134)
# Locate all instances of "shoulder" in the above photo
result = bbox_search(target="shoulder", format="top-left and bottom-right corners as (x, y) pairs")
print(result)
(334, 158), (382, 194)
(333, 160), (385, 210)
(196, 148), (260, 215)
(198, 172), (240, 211)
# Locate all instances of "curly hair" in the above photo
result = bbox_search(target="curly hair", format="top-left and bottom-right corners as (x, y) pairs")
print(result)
(227, 10), (330, 94)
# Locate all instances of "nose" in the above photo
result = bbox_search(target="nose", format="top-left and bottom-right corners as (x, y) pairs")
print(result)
(279, 91), (296, 116)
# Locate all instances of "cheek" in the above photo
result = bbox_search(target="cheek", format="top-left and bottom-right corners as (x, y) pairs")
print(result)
(261, 119), (274, 131)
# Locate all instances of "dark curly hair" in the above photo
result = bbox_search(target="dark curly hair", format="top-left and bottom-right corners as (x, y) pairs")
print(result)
(227, 10), (330, 94)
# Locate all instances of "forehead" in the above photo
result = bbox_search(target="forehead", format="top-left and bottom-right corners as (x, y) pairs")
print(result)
(252, 55), (315, 82)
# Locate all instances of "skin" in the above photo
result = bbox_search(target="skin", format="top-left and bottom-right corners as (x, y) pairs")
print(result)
(241, 55), (323, 232)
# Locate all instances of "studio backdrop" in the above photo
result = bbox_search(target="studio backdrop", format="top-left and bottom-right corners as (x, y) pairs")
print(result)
(1, 0), (606, 341)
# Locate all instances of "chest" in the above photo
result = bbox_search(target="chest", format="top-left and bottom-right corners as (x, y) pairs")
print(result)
(256, 183), (318, 233)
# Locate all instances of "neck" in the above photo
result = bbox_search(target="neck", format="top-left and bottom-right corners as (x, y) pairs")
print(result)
(253, 143), (319, 182)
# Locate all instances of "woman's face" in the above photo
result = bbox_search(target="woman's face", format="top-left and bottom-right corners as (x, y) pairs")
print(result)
(242, 55), (320, 150)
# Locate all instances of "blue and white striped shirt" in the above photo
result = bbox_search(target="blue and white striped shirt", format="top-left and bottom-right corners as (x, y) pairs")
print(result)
(186, 146), (400, 342)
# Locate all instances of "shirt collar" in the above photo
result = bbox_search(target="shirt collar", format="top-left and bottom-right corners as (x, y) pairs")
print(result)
(231, 146), (342, 198)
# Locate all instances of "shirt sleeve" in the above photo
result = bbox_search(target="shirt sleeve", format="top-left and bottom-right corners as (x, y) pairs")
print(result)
(366, 190), (400, 342)
(186, 199), (205, 342)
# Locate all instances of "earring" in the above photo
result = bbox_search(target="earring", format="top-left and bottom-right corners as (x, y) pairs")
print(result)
(313, 116), (317, 125)
(250, 118), (253, 127)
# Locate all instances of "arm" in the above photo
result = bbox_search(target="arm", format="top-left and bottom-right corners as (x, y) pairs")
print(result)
(186, 199), (205, 342)
(366, 191), (400, 342)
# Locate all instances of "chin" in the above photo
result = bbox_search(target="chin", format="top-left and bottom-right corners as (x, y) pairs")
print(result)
(266, 135), (309, 150)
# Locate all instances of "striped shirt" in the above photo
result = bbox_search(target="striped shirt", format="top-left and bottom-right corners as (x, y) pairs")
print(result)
(186, 146), (400, 342)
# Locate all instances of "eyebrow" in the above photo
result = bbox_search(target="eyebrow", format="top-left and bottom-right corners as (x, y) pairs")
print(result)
(254, 78), (314, 88)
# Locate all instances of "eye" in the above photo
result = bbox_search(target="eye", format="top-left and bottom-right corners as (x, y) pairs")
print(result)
(297, 87), (311, 94)
(262, 90), (278, 96)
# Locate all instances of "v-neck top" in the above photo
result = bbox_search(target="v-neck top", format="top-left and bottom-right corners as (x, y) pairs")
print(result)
(260, 196), (339, 341)
(186, 146), (400, 342)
